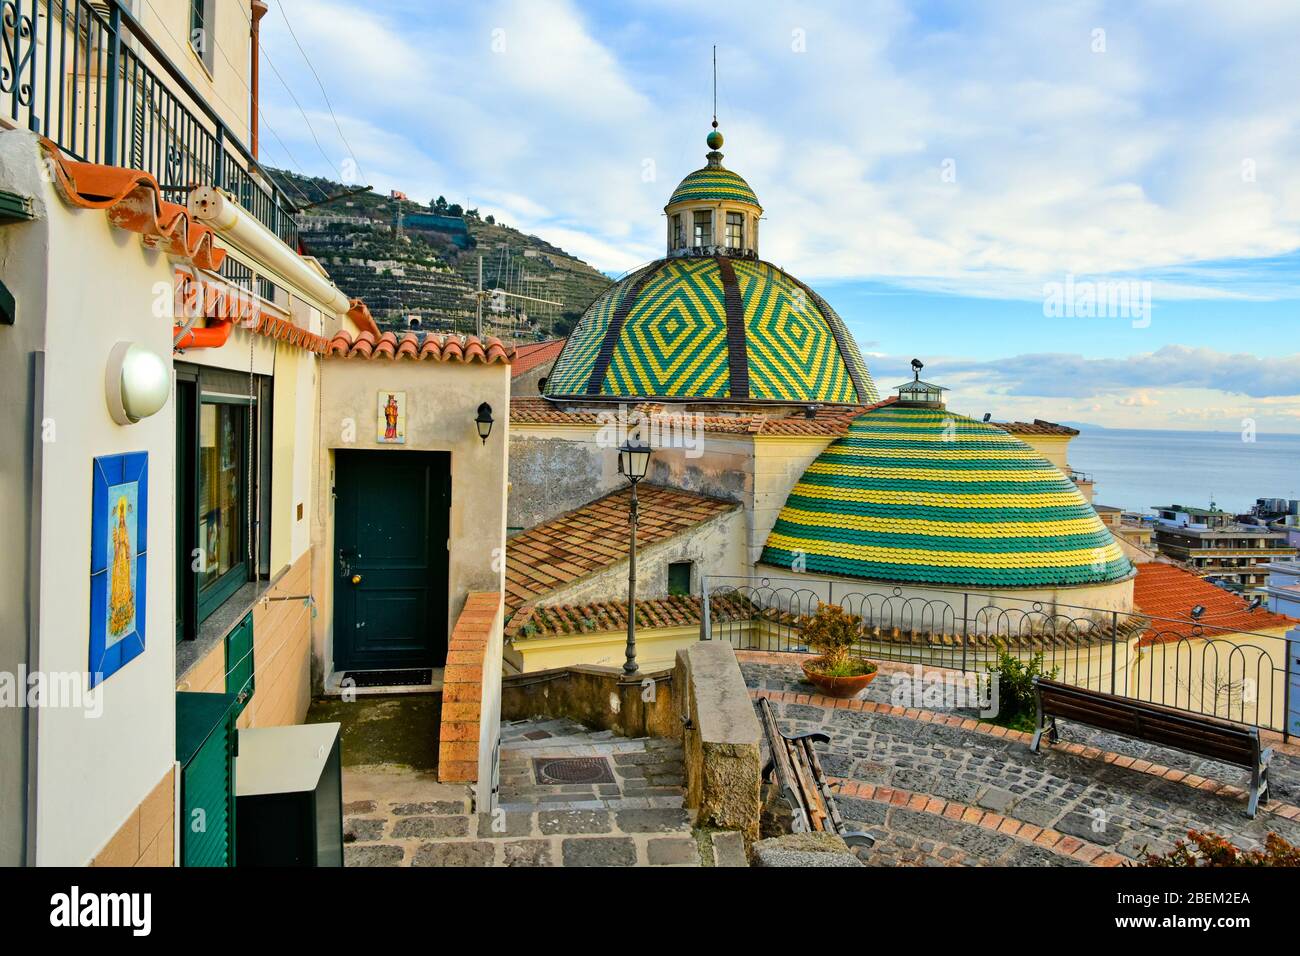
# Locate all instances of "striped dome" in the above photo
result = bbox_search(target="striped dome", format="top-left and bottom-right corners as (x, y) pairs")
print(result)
(761, 405), (1133, 588)
(667, 166), (760, 208)
(544, 256), (877, 404)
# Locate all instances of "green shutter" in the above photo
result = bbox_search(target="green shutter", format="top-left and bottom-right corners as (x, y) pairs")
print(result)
(176, 692), (239, 868)
(226, 612), (255, 714)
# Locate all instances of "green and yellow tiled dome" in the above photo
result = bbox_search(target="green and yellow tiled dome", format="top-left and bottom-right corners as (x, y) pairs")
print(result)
(543, 256), (878, 404)
(667, 165), (760, 208)
(761, 405), (1133, 588)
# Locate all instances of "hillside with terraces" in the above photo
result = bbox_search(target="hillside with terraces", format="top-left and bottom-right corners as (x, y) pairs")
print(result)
(268, 169), (612, 341)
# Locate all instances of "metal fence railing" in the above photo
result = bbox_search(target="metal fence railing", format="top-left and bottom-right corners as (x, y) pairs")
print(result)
(702, 573), (1293, 735)
(3, 0), (297, 245)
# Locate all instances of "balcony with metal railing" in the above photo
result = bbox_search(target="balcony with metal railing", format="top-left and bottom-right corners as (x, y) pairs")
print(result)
(2, 0), (297, 246)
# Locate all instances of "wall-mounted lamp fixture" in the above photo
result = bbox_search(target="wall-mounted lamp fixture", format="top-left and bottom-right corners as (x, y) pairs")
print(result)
(475, 402), (494, 444)
(106, 341), (170, 425)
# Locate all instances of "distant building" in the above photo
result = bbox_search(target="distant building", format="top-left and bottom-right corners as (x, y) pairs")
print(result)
(1150, 505), (1298, 596)
(402, 212), (472, 248)
(509, 339), (565, 396)
(1094, 504), (1155, 562)
(1264, 561), (1300, 617)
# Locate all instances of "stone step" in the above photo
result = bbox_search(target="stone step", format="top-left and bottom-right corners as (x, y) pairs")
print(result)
(496, 794), (685, 813)
(710, 829), (749, 867)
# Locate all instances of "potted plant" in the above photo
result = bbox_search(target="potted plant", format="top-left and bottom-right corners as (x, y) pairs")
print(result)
(800, 603), (878, 698)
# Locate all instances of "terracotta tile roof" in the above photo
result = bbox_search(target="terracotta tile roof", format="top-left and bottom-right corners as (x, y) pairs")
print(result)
(505, 593), (756, 640)
(508, 395), (897, 437)
(347, 299), (380, 337)
(994, 420), (1080, 437)
(41, 138), (225, 271)
(1132, 562), (1295, 645)
(510, 396), (600, 425)
(505, 484), (739, 614)
(510, 339), (565, 377)
(326, 329), (513, 364)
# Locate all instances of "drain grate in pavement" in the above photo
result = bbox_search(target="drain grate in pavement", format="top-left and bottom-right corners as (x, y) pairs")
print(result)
(532, 756), (616, 785)
(339, 668), (433, 688)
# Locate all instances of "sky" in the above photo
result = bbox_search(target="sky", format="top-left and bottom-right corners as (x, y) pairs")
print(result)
(256, 0), (1300, 433)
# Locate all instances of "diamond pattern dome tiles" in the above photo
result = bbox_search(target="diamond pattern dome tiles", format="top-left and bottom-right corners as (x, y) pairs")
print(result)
(544, 257), (875, 403)
(605, 258), (730, 398)
(761, 406), (1134, 588)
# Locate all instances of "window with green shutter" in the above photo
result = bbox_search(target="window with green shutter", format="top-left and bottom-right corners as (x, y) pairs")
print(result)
(176, 692), (240, 867)
(225, 612), (255, 715)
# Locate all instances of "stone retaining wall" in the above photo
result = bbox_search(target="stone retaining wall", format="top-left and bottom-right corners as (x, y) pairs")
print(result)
(501, 664), (677, 739)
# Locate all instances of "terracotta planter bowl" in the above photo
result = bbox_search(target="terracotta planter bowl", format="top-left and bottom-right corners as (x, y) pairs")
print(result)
(801, 659), (879, 699)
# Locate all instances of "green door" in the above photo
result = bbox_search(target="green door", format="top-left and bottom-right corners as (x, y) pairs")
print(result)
(333, 450), (450, 671)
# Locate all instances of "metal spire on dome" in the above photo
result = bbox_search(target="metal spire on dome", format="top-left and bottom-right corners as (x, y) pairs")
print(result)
(706, 45), (724, 165)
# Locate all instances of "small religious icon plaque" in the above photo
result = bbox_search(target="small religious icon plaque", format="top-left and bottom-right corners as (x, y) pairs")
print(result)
(89, 452), (148, 687)
(377, 390), (407, 444)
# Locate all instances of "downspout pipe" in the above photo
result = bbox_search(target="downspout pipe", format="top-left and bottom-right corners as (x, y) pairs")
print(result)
(250, 1), (269, 160)
(173, 319), (235, 350)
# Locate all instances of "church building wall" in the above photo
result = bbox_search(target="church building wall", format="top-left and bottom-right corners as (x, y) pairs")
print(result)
(508, 426), (756, 531)
(749, 437), (836, 567)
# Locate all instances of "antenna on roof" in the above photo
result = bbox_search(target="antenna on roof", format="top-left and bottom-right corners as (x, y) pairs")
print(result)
(910, 357), (924, 381)
(982, 412), (992, 422)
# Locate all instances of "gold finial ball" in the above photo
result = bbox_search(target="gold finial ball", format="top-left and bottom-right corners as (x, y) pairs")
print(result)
(707, 129), (724, 150)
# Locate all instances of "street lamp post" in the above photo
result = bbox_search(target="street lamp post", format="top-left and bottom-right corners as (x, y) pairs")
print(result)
(618, 437), (653, 675)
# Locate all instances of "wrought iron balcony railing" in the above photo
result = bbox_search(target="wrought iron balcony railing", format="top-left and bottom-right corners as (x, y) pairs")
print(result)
(2, 0), (297, 246)
(701, 573), (1293, 735)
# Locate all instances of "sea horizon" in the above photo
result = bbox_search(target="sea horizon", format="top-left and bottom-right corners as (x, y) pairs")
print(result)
(1067, 425), (1300, 515)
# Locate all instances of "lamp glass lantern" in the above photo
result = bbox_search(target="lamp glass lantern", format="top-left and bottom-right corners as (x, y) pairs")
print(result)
(617, 439), (652, 483)
(475, 402), (494, 444)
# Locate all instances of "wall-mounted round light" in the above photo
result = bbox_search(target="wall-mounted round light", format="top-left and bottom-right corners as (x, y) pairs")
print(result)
(475, 402), (494, 444)
(106, 341), (169, 425)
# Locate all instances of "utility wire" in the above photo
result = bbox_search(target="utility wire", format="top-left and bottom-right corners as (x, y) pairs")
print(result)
(135, 0), (326, 207)
(275, 0), (367, 184)
(228, 0), (352, 186)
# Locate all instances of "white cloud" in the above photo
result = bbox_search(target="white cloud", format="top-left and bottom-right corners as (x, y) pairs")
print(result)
(257, 0), (1300, 288)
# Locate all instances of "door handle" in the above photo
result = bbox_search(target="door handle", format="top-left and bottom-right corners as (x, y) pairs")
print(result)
(351, 574), (363, 586)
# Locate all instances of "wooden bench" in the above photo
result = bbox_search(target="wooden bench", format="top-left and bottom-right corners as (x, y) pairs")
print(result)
(1030, 677), (1273, 818)
(756, 697), (874, 847)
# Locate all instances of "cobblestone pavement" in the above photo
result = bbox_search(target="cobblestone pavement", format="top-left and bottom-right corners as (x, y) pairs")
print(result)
(742, 658), (1300, 866)
(343, 717), (741, 867)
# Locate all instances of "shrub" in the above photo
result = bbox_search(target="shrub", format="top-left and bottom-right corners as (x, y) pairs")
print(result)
(983, 651), (1056, 731)
(1139, 830), (1300, 867)
(803, 604), (875, 677)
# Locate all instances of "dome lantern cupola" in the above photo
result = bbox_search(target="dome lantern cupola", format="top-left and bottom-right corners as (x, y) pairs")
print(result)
(664, 126), (761, 258)
(895, 358), (948, 409)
